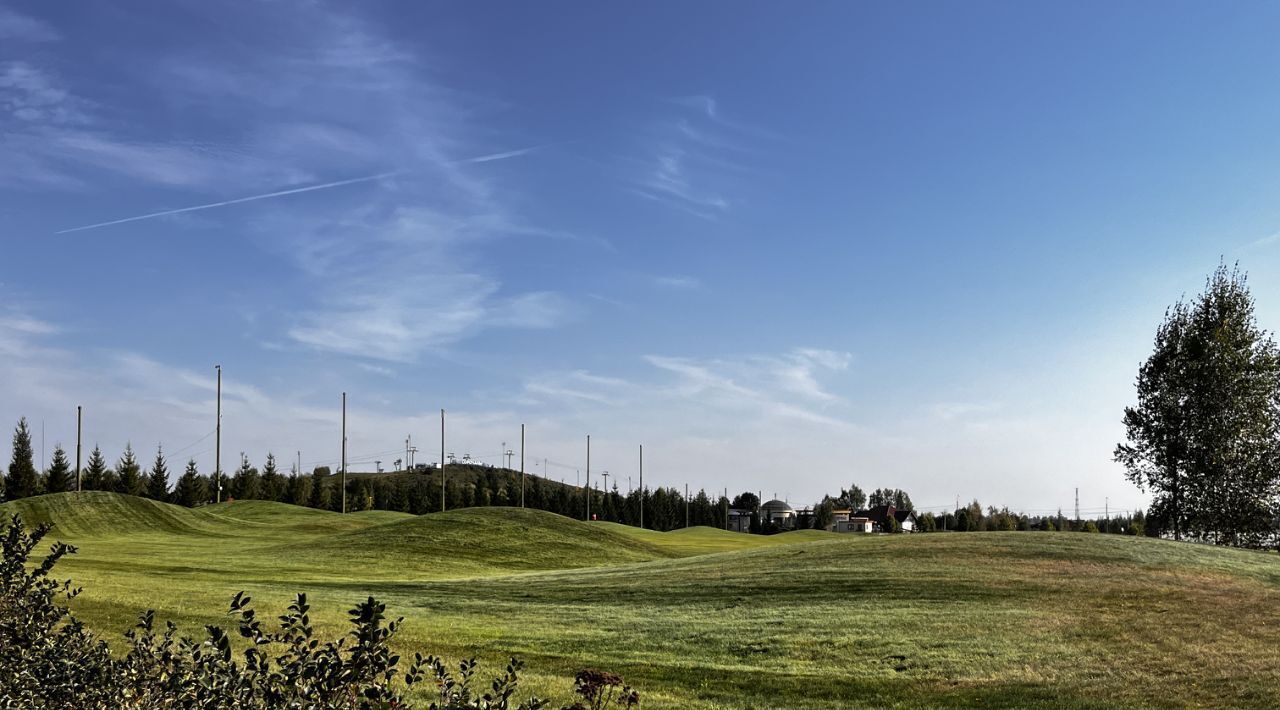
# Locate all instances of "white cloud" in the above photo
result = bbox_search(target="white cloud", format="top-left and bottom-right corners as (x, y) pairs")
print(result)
(12, 5), (572, 361)
(0, 62), (85, 124)
(0, 7), (59, 42)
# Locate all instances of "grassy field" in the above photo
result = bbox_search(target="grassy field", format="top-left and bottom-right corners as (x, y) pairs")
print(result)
(5, 492), (1280, 708)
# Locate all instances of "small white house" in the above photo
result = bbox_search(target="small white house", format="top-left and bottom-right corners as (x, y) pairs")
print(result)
(833, 516), (874, 533)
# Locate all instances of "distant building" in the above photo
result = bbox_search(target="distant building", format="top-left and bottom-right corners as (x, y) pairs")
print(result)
(854, 504), (918, 532)
(727, 508), (753, 532)
(760, 499), (797, 529)
(828, 509), (874, 533)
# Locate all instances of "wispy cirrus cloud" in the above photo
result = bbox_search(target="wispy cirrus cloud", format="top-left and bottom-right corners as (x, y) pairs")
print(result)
(0, 61), (85, 124)
(11, 3), (574, 362)
(629, 96), (776, 220)
(0, 6), (59, 42)
(524, 347), (853, 429)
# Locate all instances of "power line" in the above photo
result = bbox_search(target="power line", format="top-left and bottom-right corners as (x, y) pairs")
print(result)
(167, 428), (217, 458)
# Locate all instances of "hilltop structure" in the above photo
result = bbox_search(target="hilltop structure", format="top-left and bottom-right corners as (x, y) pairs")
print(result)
(760, 499), (796, 528)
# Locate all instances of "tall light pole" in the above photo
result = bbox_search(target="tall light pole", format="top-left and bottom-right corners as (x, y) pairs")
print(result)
(215, 365), (222, 504)
(440, 409), (446, 512)
(685, 482), (690, 528)
(638, 444), (644, 530)
(75, 405), (82, 493)
(341, 392), (347, 514)
(585, 434), (591, 521)
(520, 424), (525, 508)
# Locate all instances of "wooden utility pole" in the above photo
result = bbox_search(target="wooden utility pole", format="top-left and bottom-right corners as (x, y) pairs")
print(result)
(75, 405), (82, 492)
(585, 434), (591, 521)
(215, 365), (221, 503)
(341, 392), (347, 514)
(638, 444), (643, 530)
(520, 424), (525, 508)
(440, 409), (446, 512)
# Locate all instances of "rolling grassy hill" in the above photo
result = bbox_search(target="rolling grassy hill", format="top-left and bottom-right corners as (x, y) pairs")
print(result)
(4, 492), (1280, 708)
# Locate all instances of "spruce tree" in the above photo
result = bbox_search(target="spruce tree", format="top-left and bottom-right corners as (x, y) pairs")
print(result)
(230, 454), (260, 500)
(44, 445), (72, 494)
(259, 454), (282, 502)
(115, 444), (145, 497)
(308, 469), (329, 509)
(286, 473), (310, 506)
(146, 446), (170, 501)
(82, 445), (111, 490)
(6, 417), (40, 499)
(172, 459), (209, 507)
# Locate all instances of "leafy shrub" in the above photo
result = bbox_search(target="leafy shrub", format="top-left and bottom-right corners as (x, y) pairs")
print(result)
(0, 514), (637, 709)
(565, 669), (639, 710)
(1080, 521), (1100, 533)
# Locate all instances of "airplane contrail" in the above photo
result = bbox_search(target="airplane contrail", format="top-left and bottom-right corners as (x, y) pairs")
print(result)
(457, 146), (540, 164)
(54, 170), (406, 234)
(55, 144), (551, 234)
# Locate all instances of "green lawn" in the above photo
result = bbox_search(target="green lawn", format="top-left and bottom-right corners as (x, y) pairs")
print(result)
(5, 492), (1280, 708)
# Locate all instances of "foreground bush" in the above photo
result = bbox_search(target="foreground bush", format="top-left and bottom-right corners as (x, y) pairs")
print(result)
(0, 514), (638, 709)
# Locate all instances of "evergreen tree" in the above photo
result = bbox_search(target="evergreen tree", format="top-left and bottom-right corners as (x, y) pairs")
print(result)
(145, 446), (170, 501)
(115, 444), (145, 496)
(230, 454), (260, 500)
(308, 469), (329, 509)
(6, 417), (40, 499)
(172, 459), (209, 507)
(82, 445), (112, 491)
(259, 454), (283, 502)
(1116, 264), (1280, 546)
(44, 444), (72, 494)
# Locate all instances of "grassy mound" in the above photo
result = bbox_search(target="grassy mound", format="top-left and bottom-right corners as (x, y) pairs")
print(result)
(203, 499), (411, 534)
(0, 491), (226, 538)
(598, 522), (834, 556)
(0, 492), (408, 539)
(290, 507), (675, 578)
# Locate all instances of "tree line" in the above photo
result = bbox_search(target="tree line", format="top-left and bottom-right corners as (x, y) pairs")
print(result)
(0, 419), (734, 531)
(1, 417), (1147, 536)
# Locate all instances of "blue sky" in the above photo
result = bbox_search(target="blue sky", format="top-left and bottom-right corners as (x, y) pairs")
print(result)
(4, 1), (1280, 515)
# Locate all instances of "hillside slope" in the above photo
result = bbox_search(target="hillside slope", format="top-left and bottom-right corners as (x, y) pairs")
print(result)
(597, 522), (834, 556)
(287, 506), (676, 577)
(0, 491), (230, 538)
(9, 493), (1280, 708)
